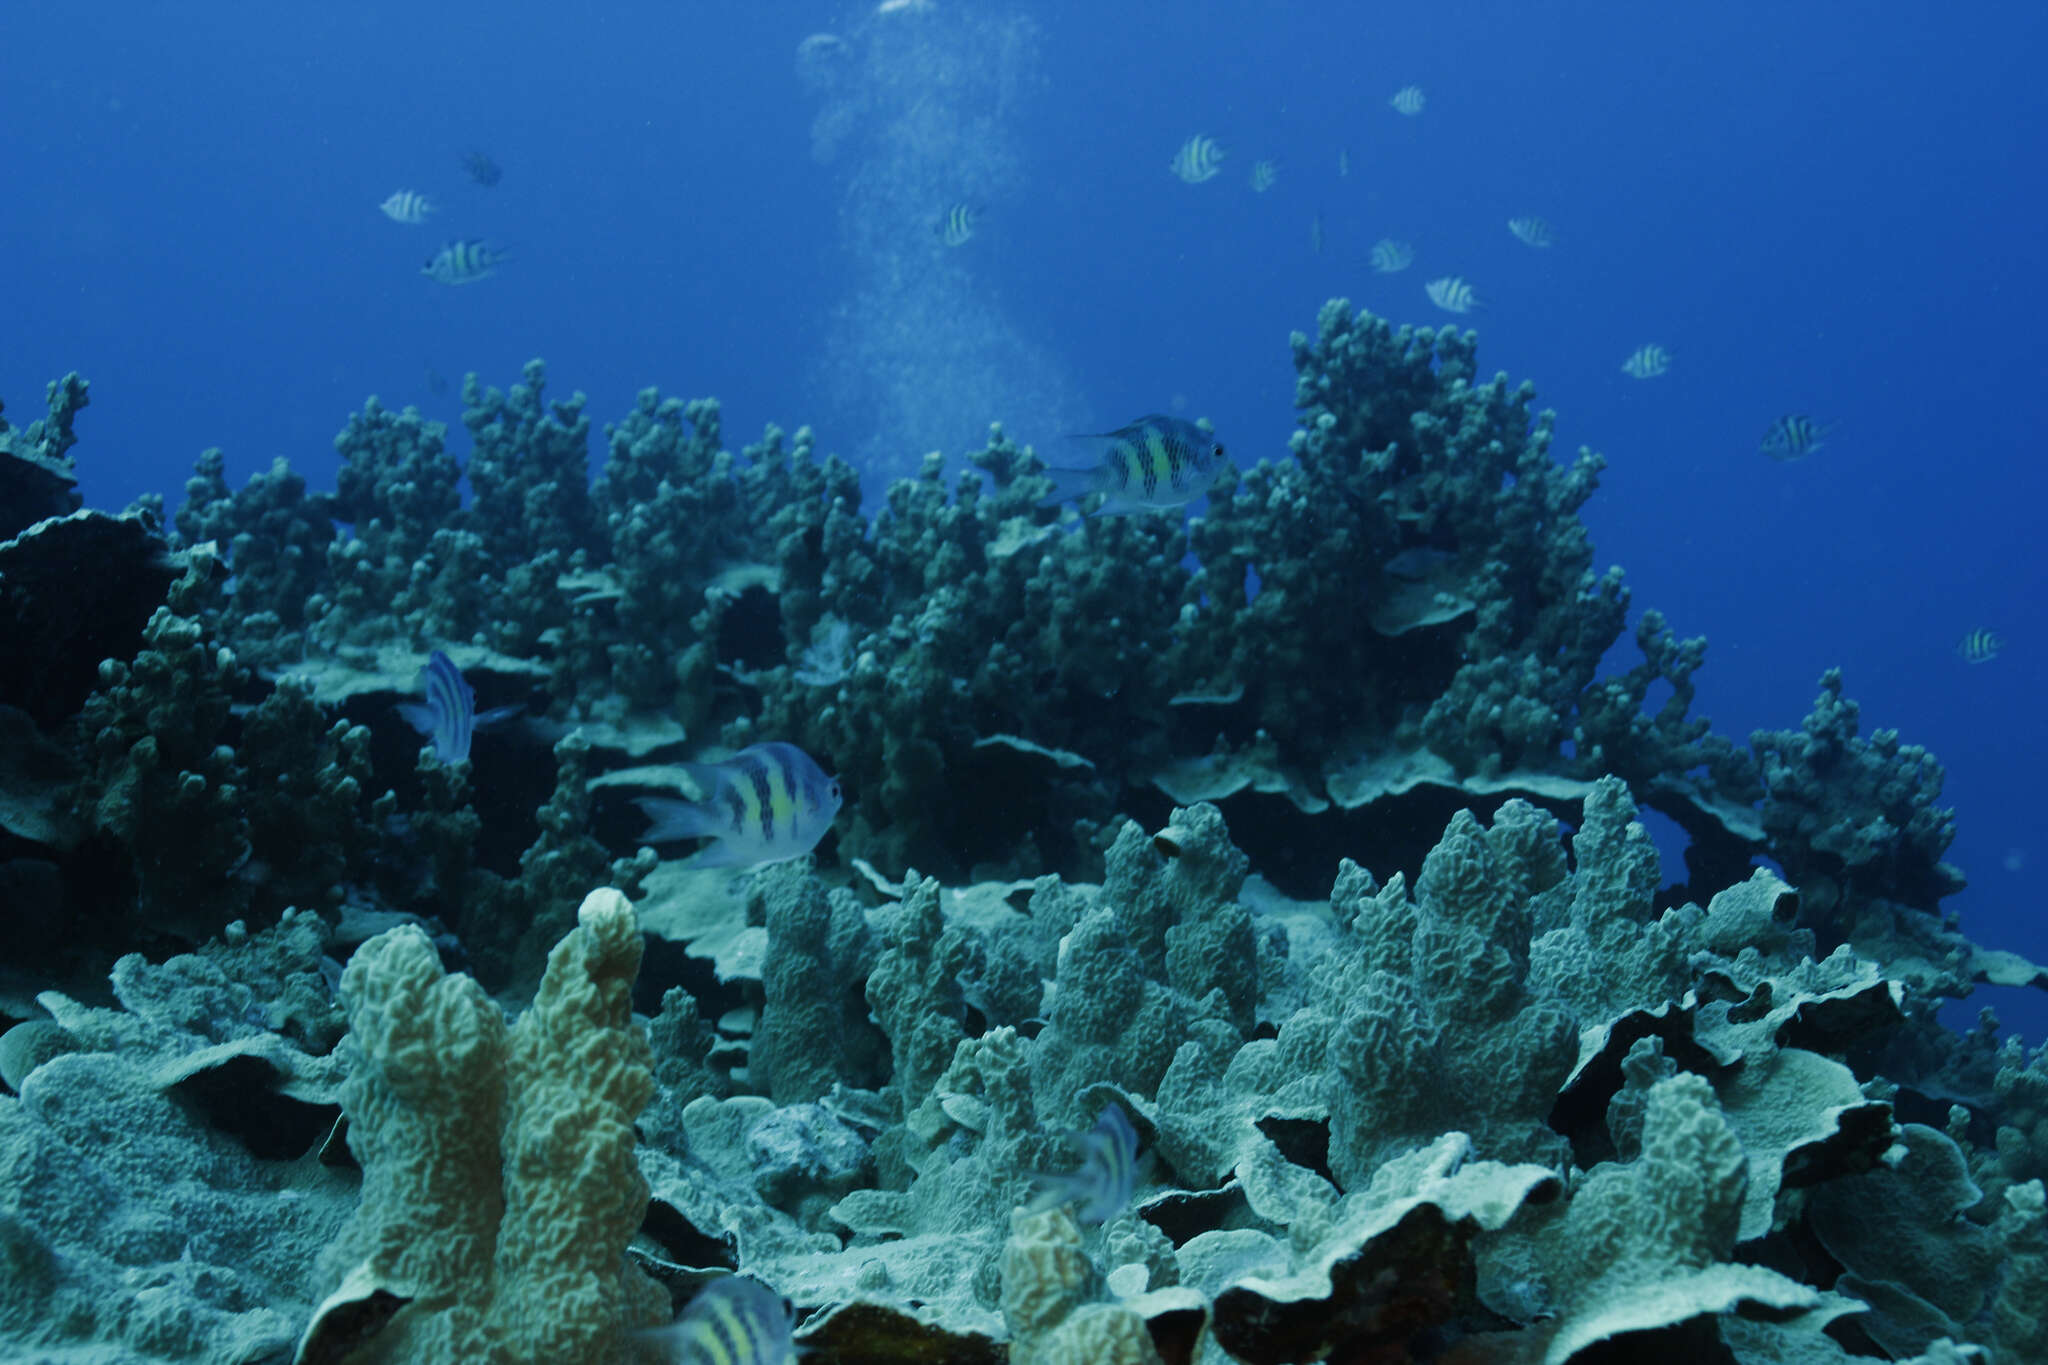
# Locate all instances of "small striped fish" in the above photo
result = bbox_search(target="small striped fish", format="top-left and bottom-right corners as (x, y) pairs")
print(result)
(1029, 1104), (1140, 1224)
(378, 190), (433, 225)
(636, 742), (843, 868)
(1424, 275), (1478, 314)
(396, 650), (521, 763)
(637, 1276), (795, 1365)
(421, 239), (506, 286)
(935, 202), (979, 246)
(1507, 216), (1554, 247)
(1248, 159), (1280, 193)
(1170, 134), (1226, 184)
(1390, 85), (1426, 116)
(1621, 344), (1670, 379)
(1040, 414), (1227, 516)
(1957, 628), (2003, 664)
(1760, 414), (1831, 461)
(1369, 238), (1414, 273)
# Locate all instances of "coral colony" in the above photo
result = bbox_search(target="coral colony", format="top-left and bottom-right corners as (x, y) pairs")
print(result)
(0, 307), (2041, 1362)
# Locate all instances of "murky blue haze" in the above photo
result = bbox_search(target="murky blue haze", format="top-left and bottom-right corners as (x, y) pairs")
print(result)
(3, 2), (2042, 1031)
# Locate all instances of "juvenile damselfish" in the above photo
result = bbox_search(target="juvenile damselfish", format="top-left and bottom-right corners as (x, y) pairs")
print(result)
(635, 742), (842, 868)
(1039, 415), (1227, 516)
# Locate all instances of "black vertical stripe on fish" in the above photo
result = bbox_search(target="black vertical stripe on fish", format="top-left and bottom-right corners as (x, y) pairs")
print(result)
(747, 755), (777, 844)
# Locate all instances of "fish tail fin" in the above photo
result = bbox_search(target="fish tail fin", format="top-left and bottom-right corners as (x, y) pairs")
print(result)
(1038, 465), (1102, 509)
(635, 795), (724, 844)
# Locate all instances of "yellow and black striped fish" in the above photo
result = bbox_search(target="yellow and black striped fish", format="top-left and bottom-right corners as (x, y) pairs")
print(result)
(1760, 413), (1832, 461)
(1040, 414), (1227, 516)
(935, 202), (980, 247)
(635, 1275), (795, 1365)
(1957, 628), (2003, 664)
(1170, 134), (1226, 184)
(635, 741), (842, 868)
(420, 239), (506, 286)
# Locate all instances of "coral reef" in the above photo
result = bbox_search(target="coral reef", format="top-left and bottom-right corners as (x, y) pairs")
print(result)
(0, 294), (2040, 1364)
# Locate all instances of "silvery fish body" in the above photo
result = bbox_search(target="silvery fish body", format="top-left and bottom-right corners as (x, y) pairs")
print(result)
(636, 742), (842, 868)
(1170, 134), (1226, 184)
(422, 239), (506, 285)
(1425, 275), (1479, 314)
(1040, 414), (1226, 516)
(379, 190), (433, 224)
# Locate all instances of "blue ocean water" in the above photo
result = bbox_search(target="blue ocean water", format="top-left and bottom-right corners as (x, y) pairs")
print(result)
(3, 2), (2041, 1031)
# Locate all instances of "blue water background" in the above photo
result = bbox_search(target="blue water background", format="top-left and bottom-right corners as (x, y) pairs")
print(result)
(3, 2), (2042, 1033)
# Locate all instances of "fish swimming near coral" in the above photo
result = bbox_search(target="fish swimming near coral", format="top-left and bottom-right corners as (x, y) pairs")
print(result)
(1370, 238), (1414, 273)
(636, 742), (843, 868)
(421, 239), (507, 285)
(1170, 134), (1226, 184)
(396, 650), (521, 763)
(935, 202), (980, 247)
(1039, 414), (1228, 516)
(378, 190), (433, 224)
(1390, 85), (1426, 116)
(636, 1275), (796, 1365)
(1425, 275), (1479, 314)
(1957, 628), (2003, 664)
(1621, 344), (1670, 379)
(1029, 1103), (1140, 1224)
(459, 148), (502, 187)
(1760, 413), (1832, 461)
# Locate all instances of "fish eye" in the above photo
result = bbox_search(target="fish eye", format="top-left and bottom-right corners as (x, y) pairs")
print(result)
(828, 781), (842, 801)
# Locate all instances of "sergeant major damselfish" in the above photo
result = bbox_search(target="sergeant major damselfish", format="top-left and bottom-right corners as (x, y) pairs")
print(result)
(1039, 414), (1228, 517)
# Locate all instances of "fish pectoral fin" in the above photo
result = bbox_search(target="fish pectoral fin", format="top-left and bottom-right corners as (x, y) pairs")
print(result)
(473, 704), (525, 730)
(394, 702), (439, 735)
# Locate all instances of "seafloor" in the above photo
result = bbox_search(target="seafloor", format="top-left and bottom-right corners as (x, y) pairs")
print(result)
(0, 303), (2040, 1364)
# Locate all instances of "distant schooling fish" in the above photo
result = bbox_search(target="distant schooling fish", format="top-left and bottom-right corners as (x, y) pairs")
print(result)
(1370, 238), (1414, 273)
(396, 650), (521, 763)
(1390, 85), (1426, 116)
(1425, 275), (1479, 314)
(422, 239), (506, 285)
(935, 201), (980, 247)
(1507, 216), (1554, 247)
(636, 1275), (795, 1365)
(1621, 344), (1671, 379)
(1040, 415), (1228, 516)
(1029, 1103), (1140, 1224)
(1760, 413), (1832, 461)
(636, 742), (843, 868)
(460, 148), (503, 187)
(1248, 158), (1280, 193)
(1170, 134), (1226, 184)
(379, 190), (434, 224)
(1957, 628), (2003, 664)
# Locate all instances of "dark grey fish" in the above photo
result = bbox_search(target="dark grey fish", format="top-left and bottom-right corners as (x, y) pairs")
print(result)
(460, 149), (502, 187)
(1761, 414), (1832, 461)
